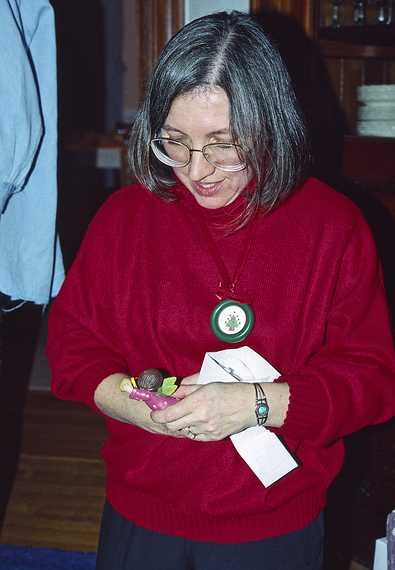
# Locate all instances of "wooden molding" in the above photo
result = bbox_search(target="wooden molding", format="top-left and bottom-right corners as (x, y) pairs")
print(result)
(319, 39), (395, 59)
(137, 0), (184, 100)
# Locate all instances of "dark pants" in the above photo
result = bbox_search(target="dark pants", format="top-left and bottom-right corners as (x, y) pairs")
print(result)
(96, 501), (324, 570)
(0, 295), (42, 529)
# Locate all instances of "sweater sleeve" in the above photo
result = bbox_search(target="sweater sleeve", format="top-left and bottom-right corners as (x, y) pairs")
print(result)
(277, 215), (395, 446)
(46, 194), (129, 412)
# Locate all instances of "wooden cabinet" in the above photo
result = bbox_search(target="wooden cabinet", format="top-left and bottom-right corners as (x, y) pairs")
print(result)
(252, 1), (395, 132)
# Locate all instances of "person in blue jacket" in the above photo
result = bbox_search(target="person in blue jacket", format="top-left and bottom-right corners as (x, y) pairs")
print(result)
(0, 0), (64, 528)
(0, 0), (64, 307)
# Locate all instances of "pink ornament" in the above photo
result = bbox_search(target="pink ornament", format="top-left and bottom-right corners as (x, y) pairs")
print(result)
(129, 387), (178, 410)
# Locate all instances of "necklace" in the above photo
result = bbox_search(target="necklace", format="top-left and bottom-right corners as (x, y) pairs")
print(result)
(179, 182), (258, 343)
(203, 215), (257, 343)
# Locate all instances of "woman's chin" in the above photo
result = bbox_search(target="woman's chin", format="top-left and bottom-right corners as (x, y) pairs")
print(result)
(191, 189), (240, 209)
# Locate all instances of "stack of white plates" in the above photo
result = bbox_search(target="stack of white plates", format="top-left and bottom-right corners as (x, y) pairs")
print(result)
(356, 84), (395, 137)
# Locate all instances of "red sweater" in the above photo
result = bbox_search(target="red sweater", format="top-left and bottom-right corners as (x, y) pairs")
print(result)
(47, 177), (395, 543)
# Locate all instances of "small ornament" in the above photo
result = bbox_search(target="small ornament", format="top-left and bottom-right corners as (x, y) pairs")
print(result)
(120, 369), (179, 411)
(331, 0), (344, 27)
(353, 0), (366, 24)
(137, 368), (163, 391)
(210, 299), (254, 343)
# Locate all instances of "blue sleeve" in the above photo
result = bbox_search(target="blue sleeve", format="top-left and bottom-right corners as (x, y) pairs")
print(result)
(0, 0), (43, 213)
(0, 0), (64, 303)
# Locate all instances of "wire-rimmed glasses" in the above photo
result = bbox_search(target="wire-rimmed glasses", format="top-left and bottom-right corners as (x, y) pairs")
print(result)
(150, 137), (247, 172)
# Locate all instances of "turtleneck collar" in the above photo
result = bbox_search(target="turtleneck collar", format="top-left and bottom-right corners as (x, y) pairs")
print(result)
(172, 178), (257, 227)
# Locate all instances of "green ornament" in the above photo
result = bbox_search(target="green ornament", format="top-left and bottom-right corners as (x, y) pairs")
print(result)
(210, 299), (254, 343)
(158, 376), (178, 396)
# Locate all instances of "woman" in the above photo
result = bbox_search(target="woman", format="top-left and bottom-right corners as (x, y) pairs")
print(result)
(47, 11), (395, 570)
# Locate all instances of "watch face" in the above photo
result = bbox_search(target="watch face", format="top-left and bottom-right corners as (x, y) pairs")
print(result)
(211, 299), (254, 343)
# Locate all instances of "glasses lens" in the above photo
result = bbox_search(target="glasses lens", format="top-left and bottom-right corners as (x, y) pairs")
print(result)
(150, 139), (189, 167)
(204, 143), (246, 172)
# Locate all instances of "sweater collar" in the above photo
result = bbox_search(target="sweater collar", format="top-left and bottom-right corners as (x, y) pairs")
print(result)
(173, 178), (257, 226)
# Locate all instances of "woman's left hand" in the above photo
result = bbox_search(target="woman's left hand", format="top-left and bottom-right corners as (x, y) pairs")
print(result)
(150, 373), (256, 441)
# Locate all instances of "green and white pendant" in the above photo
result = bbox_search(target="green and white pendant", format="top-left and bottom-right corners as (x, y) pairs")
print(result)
(210, 299), (254, 343)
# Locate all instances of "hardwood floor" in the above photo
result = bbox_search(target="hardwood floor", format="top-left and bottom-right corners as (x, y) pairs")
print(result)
(0, 391), (106, 551)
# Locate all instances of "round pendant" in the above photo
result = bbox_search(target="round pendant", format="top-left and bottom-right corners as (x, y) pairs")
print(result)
(210, 299), (254, 343)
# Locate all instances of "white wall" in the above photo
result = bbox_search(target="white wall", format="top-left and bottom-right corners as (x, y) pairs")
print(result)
(184, 0), (249, 23)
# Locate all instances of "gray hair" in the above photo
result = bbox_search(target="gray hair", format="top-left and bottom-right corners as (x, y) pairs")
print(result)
(129, 11), (310, 225)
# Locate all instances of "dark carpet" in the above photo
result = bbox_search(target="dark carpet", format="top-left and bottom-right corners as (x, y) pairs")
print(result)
(0, 545), (96, 569)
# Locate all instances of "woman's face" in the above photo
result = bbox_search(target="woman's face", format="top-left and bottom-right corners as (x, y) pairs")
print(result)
(161, 87), (253, 209)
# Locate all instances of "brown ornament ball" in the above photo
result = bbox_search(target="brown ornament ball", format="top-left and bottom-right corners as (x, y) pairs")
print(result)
(137, 368), (163, 391)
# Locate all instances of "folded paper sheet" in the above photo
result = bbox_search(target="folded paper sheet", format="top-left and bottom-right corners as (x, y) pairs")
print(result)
(198, 346), (299, 486)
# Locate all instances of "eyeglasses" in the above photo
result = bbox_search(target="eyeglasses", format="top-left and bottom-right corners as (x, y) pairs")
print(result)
(150, 138), (247, 172)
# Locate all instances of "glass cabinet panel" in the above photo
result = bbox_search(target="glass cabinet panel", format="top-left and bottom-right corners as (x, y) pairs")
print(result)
(318, 0), (393, 28)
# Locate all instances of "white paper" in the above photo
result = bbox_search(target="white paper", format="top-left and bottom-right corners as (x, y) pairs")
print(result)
(198, 346), (299, 486)
(373, 537), (387, 570)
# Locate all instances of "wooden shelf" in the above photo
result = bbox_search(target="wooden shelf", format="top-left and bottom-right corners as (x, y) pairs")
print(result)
(318, 24), (395, 46)
(319, 38), (395, 58)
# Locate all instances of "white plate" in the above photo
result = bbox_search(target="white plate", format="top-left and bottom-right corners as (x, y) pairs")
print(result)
(357, 84), (395, 102)
(358, 105), (395, 120)
(357, 121), (395, 137)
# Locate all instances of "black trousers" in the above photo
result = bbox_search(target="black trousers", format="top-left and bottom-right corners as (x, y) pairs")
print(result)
(0, 295), (42, 529)
(96, 501), (324, 570)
